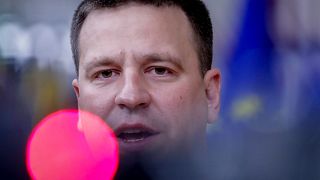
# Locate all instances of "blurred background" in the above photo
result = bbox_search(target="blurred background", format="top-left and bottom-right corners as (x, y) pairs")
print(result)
(0, 0), (319, 179)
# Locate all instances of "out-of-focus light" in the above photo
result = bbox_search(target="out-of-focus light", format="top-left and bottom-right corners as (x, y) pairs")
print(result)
(29, 23), (60, 69)
(0, 22), (32, 61)
(26, 109), (119, 180)
(231, 94), (262, 120)
(60, 29), (75, 75)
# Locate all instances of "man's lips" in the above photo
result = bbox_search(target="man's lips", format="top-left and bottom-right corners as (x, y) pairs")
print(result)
(114, 124), (159, 143)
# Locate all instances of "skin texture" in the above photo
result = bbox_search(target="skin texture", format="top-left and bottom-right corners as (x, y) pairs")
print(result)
(72, 4), (221, 159)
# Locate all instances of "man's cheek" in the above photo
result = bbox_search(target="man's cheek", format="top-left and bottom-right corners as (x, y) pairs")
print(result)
(163, 110), (188, 141)
(167, 101), (203, 141)
(79, 93), (109, 114)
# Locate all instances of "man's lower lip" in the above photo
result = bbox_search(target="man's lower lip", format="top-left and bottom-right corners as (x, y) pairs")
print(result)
(117, 134), (159, 151)
(120, 137), (146, 143)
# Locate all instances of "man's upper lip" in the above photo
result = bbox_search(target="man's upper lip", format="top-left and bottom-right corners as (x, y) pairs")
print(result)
(114, 123), (158, 137)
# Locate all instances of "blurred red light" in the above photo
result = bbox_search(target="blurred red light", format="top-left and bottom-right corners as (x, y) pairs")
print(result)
(26, 109), (118, 180)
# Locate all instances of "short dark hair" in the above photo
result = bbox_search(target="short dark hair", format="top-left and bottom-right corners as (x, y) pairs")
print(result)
(71, 0), (212, 76)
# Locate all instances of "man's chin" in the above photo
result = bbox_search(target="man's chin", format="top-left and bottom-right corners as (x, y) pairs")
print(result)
(116, 143), (208, 180)
(119, 141), (195, 165)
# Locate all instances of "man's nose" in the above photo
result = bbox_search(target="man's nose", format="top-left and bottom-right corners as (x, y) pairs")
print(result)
(115, 71), (151, 110)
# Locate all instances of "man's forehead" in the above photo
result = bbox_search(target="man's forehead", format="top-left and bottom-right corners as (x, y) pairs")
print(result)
(78, 3), (198, 67)
(81, 3), (189, 32)
(79, 3), (194, 44)
(86, 2), (184, 20)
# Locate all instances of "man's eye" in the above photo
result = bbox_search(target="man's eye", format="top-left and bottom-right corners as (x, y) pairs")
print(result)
(150, 67), (171, 76)
(96, 70), (118, 79)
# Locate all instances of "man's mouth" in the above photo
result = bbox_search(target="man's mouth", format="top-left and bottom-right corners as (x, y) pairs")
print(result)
(115, 124), (159, 143)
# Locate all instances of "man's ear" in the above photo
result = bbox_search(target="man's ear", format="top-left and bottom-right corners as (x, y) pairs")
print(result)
(72, 79), (83, 131)
(204, 68), (221, 123)
(72, 79), (80, 99)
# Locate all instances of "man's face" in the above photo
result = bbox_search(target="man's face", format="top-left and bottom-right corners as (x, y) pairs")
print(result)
(73, 4), (220, 158)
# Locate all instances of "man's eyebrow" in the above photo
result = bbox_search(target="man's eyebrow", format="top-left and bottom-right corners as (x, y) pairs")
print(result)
(84, 57), (118, 72)
(141, 53), (183, 69)
(83, 53), (183, 72)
